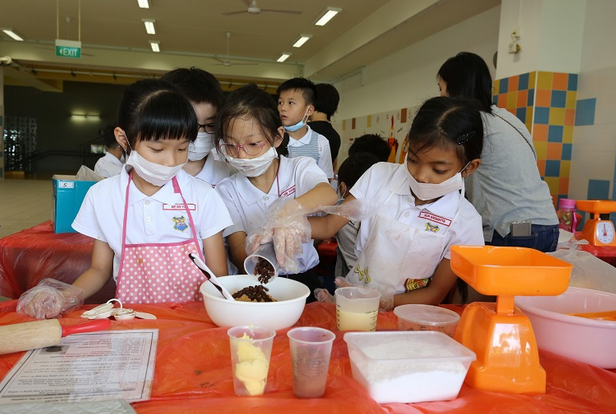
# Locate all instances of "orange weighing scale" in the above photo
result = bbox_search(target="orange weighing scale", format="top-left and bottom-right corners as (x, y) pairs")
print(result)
(577, 200), (616, 246)
(450, 246), (573, 394)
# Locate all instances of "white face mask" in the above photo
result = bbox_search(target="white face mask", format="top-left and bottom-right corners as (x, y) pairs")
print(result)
(221, 146), (277, 177)
(188, 132), (214, 161)
(407, 164), (468, 201)
(126, 150), (186, 187)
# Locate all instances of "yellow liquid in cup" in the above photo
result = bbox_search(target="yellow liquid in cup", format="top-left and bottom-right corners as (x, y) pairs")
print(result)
(336, 307), (378, 331)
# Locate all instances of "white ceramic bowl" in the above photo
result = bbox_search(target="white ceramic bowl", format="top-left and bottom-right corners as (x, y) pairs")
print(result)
(515, 286), (616, 368)
(200, 275), (310, 331)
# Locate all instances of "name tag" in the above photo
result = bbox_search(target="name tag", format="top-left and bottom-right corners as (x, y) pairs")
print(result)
(279, 185), (296, 197)
(418, 211), (451, 227)
(163, 203), (196, 211)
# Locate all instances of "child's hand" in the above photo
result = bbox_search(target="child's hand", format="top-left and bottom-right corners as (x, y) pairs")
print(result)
(246, 198), (312, 274)
(17, 279), (85, 319)
(314, 288), (335, 304)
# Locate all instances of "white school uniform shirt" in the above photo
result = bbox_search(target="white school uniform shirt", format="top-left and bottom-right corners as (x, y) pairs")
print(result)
(72, 166), (233, 281)
(287, 126), (334, 179)
(215, 155), (329, 274)
(195, 152), (237, 188)
(94, 152), (123, 178)
(350, 162), (484, 286)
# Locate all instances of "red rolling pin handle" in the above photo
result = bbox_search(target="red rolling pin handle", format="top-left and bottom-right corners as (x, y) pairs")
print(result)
(61, 319), (112, 337)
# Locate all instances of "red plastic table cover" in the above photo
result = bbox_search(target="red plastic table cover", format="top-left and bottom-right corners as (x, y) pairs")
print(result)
(0, 221), (115, 303)
(0, 300), (615, 414)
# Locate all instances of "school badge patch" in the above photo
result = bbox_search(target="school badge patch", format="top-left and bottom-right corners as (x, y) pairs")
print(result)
(424, 222), (440, 233)
(172, 216), (188, 232)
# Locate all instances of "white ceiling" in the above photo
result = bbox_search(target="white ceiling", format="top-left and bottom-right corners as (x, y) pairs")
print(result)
(0, 0), (500, 91)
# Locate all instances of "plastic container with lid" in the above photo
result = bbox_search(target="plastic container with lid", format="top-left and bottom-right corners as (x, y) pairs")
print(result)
(557, 198), (577, 232)
(393, 304), (460, 337)
(344, 331), (475, 404)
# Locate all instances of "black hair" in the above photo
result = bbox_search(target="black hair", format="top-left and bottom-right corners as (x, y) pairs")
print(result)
(408, 96), (483, 165)
(337, 152), (380, 189)
(101, 123), (119, 148)
(160, 67), (224, 110)
(348, 134), (391, 162)
(314, 83), (340, 120)
(276, 77), (317, 105)
(117, 78), (198, 151)
(437, 52), (493, 113)
(216, 83), (288, 156)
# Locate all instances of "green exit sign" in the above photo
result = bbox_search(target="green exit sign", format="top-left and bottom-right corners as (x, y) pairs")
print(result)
(55, 39), (81, 59)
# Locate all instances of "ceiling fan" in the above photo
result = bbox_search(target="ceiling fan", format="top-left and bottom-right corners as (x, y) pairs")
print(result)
(223, 0), (302, 16)
(212, 32), (258, 67)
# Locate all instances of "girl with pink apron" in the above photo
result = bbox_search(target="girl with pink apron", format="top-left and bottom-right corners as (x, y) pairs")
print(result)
(116, 174), (208, 304)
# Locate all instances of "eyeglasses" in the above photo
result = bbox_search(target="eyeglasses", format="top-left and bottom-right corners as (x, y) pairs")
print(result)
(219, 141), (267, 157)
(197, 123), (216, 134)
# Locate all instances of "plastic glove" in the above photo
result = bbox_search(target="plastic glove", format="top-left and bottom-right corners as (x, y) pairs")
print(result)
(314, 277), (354, 305)
(379, 286), (395, 312)
(314, 288), (335, 304)
(320, 198), (379, 222)
(246, 199), (312, 274)
(17, 278), (85, 319)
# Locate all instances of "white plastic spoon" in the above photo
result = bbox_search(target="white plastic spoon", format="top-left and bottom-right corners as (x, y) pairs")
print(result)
(189, 253), (235, 301)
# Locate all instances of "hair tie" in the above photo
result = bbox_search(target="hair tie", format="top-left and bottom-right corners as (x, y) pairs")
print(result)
(456, 131), (475, 145)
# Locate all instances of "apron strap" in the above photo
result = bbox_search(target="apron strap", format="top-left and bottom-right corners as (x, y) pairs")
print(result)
(172, 176), (205, 262)
(118, 173), (205, 284)
(117, 171), (133, 285)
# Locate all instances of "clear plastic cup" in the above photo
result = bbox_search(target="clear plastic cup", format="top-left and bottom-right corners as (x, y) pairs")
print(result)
(244, 243), (279, 284)
(287, 327), (336, 398)
(227, 325), (276, 396)
(335, 287), (381, 331)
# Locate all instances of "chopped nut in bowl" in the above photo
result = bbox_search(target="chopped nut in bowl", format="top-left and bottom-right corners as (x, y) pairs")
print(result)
(200, 275), (309, 330)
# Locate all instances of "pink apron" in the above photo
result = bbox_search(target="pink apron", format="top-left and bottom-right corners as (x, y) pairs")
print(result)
(116, 174), (207, 304)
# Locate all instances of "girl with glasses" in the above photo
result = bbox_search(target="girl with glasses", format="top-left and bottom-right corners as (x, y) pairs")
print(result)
(215, 84), (338, 302)
(161, 67), (236, 188)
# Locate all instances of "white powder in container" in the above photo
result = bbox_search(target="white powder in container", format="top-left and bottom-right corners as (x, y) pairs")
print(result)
(346, 333), (473, 404)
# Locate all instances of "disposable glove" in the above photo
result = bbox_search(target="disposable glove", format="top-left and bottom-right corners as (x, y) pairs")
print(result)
(246, 199), (311, 274)
(17, 278), (85, 319)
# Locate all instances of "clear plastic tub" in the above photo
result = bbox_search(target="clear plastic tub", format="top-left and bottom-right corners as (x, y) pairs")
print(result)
(343, 331), (475, 404)
(393, 304), (460, 337)
(516, 286), (616, 368)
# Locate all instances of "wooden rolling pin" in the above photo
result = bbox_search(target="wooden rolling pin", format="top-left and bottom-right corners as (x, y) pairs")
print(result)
(0, 319), (112, 355)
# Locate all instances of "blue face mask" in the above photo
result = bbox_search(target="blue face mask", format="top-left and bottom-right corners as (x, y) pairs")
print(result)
(284, 108), (311, 132)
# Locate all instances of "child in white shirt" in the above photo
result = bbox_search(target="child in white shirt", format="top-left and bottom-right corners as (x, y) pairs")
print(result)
(215, 84), (338, 302)
(161, 67), (235, 187)
(277, 77), (334, 179)
(309, 97), (486, 307)
(17, 79), (232, 318)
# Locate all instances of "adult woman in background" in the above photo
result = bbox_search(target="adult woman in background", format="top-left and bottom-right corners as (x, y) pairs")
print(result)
(437, 52), (559, 252)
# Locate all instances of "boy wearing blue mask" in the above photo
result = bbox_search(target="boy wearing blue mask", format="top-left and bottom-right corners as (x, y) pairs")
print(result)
(277, 78), (334, 180)
(161, 67), (235, 187)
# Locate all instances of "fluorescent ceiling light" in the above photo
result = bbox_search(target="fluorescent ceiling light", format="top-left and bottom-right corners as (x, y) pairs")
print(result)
(2, 28), (24, 41)
(149, 41), (160, 52)
(137, 0), (150, 8)
(277, 53), (291, 63)
(292, 35), (312, 48)
(314, 7), (341, 26)
(142, 19), (156, 35)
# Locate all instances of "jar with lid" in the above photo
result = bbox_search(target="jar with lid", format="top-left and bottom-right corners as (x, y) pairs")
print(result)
(557, 198), (577, 232)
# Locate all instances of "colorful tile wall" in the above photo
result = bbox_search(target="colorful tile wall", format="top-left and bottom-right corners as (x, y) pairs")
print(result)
(493, 71), (578, 205)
